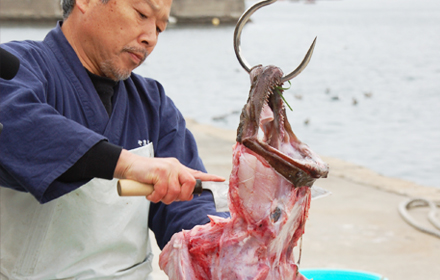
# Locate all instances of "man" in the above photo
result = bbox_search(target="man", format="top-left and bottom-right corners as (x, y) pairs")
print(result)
(0, 0), (228, 278)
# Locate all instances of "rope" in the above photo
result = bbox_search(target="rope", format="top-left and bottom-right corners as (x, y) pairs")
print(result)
(398, 198), (440, 239)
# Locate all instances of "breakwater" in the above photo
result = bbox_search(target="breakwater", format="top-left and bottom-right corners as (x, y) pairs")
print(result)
(171, 0), (245, 24)
(0, 0), (62, 21)
(0, 0), (245, 23)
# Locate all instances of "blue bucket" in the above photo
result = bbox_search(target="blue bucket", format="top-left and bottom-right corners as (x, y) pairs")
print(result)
(299, 269), (387, 280)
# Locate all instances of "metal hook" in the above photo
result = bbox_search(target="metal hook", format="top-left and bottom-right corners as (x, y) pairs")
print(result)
(233, 0), (317, 83)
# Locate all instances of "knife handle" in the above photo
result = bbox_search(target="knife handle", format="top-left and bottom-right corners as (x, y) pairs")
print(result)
(117, 179), (203, 196)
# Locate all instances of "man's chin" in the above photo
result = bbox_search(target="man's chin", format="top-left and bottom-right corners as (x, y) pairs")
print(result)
(112, 71), (132, 81)
(101, 61), (132, 81)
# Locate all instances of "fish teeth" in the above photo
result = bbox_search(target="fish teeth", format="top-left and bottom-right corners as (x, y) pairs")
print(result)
(264, 93), (269, 107)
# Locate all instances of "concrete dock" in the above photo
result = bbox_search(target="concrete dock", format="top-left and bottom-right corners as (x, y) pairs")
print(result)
(149, 118), (440, 280)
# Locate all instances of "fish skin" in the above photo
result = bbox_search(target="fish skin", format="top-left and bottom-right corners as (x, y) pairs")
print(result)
(159, 65), (329, 280)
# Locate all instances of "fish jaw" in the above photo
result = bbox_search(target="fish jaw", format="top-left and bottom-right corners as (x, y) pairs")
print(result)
(236, 65), (329, 186)
(236, 65), (283, 143)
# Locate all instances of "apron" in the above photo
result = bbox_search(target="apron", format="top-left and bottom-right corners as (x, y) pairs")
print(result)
(0, 144), (155, 280)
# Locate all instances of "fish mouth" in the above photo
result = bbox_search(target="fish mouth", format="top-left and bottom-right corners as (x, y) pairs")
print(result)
(236, 65), (328, 187)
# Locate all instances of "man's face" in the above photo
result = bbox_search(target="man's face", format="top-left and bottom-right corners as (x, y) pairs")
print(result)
(79, 0), (171, 80)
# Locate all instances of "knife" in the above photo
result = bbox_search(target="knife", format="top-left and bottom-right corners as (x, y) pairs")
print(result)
(117, 179), (229, 212)
(117, 179), (330, 212)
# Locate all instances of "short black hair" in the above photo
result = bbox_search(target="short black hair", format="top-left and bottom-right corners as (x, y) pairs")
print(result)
(61, 0), (110, 19)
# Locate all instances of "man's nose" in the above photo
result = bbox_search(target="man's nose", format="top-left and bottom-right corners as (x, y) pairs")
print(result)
(139, 21), (158, 51)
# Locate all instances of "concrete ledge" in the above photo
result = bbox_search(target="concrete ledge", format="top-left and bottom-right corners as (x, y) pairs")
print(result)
(177, 118), (440, 279)
(185, 118), (440, 200)
(322, 156), (440, 201)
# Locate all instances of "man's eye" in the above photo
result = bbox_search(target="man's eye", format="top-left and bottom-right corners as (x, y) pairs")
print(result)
(156, 27), (163, 33)
(138, 11), (147, 19)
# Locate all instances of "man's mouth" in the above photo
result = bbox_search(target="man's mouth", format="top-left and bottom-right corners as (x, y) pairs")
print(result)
(127, 51), (144, 65)
(123, 47), (148, 66)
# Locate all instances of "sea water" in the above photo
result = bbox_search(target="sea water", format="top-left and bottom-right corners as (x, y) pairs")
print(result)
(1, 0), (439, 189)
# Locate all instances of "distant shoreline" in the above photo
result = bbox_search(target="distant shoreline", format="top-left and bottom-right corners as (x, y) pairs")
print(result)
(0, 0), (244, 25)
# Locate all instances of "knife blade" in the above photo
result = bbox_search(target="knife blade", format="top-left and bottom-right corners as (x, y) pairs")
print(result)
(117, 179), (330, 212)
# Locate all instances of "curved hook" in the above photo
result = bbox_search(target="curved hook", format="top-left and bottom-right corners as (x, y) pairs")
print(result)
(233, 0), (317, 83)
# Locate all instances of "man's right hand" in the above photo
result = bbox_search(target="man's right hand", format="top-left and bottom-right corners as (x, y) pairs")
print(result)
(113, 149), (224, 204)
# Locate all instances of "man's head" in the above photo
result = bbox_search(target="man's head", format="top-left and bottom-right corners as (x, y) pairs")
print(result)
(61, 0), (172, 81)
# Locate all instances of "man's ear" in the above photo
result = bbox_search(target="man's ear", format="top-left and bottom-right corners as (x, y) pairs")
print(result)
(75, 0), (91, 14)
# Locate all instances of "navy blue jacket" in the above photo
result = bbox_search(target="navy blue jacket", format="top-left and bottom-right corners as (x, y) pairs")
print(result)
(0, 22), (229, 249)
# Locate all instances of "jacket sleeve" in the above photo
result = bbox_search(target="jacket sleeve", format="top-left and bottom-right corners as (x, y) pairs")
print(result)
(0, 43), (106, 203)
(147, 82), (230, 249)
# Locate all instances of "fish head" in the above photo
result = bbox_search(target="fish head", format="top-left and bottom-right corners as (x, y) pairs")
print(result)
(229, 65), (329, 235)
(236, 65), (329, 187)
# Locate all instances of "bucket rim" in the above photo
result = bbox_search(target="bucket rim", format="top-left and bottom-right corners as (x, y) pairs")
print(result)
(299, 268), (387, 280)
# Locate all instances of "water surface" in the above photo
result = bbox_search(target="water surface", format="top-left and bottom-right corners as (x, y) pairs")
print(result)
(1, 0), (439, 188)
